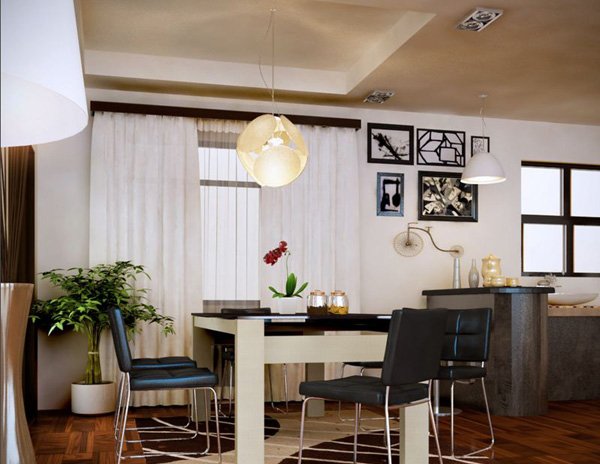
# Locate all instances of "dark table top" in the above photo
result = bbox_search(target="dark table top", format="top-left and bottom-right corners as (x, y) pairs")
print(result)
(192, 312), (392, 332)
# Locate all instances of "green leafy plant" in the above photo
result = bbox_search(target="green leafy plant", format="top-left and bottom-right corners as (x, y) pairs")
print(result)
(31, 261), (174, 384)
(263, 241), (308, 298)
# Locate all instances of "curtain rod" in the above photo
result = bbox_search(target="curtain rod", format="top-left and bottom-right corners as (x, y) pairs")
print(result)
(90, 101), (362, 130)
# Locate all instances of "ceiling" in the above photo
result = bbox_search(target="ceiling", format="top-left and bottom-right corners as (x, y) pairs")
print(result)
(78, 0), (600, 125)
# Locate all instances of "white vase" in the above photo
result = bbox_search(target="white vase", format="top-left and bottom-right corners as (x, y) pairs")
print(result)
(468, 259), (480, 288)
(71, 381), (116, 415)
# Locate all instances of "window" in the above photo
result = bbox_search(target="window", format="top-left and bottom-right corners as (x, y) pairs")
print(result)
(199, 143), (261, 309)
(521, 162), (600, 276)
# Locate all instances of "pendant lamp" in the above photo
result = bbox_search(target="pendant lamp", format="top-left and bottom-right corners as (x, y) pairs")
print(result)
(1, 0), (88, 147)
(461, 95), (506, 185)
(236, 9), (308, 188)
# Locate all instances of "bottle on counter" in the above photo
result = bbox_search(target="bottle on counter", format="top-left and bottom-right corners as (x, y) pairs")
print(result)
(468, 259), (480, 288)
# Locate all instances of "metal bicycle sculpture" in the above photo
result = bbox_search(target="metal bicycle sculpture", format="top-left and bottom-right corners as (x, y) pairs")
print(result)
(393, 222), (464, 258)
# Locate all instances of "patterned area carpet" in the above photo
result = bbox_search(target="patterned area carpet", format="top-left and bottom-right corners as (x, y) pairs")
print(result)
(137, 409), (406, 464)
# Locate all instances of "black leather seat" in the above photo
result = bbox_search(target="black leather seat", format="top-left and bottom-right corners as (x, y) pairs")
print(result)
(132, 356), (196, 370)
(108, 307), (221, 463)
(298, 308), (448, 464)
(434, 307), (493, 461)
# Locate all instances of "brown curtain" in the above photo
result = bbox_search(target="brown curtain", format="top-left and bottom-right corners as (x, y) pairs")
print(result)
(0, 145), (36, 420)
(0, 146), (35, 283)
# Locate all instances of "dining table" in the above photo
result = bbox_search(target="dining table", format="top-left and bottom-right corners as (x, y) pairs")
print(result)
(192, 312), (431, 464)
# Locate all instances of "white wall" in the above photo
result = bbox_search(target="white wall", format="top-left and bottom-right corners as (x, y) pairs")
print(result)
(34, 88), (600, 408)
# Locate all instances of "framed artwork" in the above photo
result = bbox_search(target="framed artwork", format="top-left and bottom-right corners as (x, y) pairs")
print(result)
(416, 128), (466, 167)
(418, 171), (478, 222)
(377, 172), (404, 217)
(368, 123), (414, 165)
(471, 136), (490, 155)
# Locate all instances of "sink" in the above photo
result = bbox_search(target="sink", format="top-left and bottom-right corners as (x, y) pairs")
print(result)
(548, 293), (598, 306)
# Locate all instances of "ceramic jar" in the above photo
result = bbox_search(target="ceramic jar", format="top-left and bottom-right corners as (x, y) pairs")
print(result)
(481, 254), (503, 287)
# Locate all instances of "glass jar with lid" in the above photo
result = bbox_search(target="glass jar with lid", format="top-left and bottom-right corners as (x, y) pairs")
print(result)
(307, 290), (328, 315)
(328, 290), (349, 315)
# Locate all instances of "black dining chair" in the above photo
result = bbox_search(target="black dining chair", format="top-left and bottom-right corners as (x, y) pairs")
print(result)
(108, 307), (221, 463)
(297, 308), (448, 464)
(434, 307), (494, 461)
(216, 307), (290, 415)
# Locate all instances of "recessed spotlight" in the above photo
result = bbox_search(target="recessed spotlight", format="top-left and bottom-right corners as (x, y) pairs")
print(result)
(364, 90), (395, 104)
(456, 7), (503, 32)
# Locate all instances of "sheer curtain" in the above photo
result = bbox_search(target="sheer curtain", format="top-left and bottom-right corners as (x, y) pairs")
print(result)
(89, 112), (201, 406)
(260, 124), (361, 400)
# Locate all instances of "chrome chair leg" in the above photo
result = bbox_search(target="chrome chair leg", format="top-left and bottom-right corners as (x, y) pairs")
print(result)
(428, 398), (444, 464)
(460, 378), (495, 459)
(297, 396), (313, 463)
(384, 387), (392, 464)
(116, 374), (131, 463)
(353, 402), (360, 464)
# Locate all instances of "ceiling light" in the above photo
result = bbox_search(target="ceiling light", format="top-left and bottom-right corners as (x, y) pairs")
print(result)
(1, 0), (88, 147)
(461, 95), (506, 185)
(236, 9), (308, 188)
(364, 90), (395, 104)
(456, 7), (503, 32)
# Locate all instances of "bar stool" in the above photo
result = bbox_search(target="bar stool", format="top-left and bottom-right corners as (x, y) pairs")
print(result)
(435, 307), (494, 462)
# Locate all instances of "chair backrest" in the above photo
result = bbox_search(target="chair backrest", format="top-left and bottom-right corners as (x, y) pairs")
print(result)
(441, 308), (492, 362)
(381, 308), (447, 386)
(108, 306), (133, 373)
(221, 307), (272, 316)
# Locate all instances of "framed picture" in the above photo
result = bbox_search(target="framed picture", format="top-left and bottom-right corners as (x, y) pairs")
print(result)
(471, 136), (490, 155)
(416, 128), (466, 167)
(368, 123), (414, 165)
(377, 172), (404, 217)
(418, 171), (478, 222)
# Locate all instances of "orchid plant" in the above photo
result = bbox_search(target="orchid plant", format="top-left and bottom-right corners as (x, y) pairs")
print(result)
(264, 240), (308, 298)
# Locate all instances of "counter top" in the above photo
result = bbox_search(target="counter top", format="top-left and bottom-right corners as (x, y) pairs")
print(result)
(548, 306), (600, 317)
(422, 286), (555, 296)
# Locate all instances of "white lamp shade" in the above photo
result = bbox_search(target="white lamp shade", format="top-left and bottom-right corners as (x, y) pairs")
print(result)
(236, 114), (308, 187)
(461, 152), (506, 184)
(1, 0), (88, 147)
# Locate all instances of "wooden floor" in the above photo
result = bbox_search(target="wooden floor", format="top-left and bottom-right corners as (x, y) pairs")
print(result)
(30, 400), (600, 463)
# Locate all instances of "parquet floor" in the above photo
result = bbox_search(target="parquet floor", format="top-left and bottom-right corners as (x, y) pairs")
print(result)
(30, 400), (600, 463)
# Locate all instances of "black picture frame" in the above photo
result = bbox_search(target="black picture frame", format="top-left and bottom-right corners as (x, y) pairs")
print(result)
(418, 171), (478, 222)
(471, 136), (490, 155)
(377, 172), (404, 217)
(416, 128), (466, 167)
(367, 123), (414, 165)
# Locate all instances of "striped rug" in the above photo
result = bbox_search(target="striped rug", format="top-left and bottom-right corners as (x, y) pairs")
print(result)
(137, 408), (414, 464)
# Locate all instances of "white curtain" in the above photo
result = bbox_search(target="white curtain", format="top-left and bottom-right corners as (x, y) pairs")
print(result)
(89, 112), (201, 406)
(260, 124), (361, 400)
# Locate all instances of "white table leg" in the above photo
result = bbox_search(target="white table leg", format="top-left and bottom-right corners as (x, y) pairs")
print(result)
(305, 362), (325, 417)
(398, 402), (428, 464)
(234, 319), (265, 464)
(192, 325), (214, 421)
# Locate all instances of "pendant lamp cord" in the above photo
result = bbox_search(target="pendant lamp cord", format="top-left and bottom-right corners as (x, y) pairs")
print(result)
(480, 94), (488, 138)
(259, 9), (278, 116)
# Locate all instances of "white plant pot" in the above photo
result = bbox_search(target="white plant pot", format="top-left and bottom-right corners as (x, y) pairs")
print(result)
(71, 381), (116, 415)
(273, 296), (304, 314)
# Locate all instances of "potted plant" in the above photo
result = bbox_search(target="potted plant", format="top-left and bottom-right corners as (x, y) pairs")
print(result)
(263, 241), (308, 313)
(31, 261), (174, 414)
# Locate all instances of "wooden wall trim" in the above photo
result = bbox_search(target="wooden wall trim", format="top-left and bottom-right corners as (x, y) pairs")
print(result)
(90, 101), (362, 130)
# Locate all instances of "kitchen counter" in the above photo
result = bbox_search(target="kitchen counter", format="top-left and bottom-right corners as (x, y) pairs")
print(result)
(423, 286), (553, 416)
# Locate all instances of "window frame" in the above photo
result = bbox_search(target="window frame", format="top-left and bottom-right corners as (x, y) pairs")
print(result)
(521, 161), (600, 277)
(198, 140), (262, 308)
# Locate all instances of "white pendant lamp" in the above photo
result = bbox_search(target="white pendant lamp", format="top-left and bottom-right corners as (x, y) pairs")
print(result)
(1, 0), (88, 147)
(236, 9), (308, 187)
(461, 95), (506, 185)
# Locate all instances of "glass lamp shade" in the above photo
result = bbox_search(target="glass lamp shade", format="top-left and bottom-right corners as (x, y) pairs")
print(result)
(236, 114), (308, 187)
(461, 151), (506, 185)
(1, 0), (88, 147)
